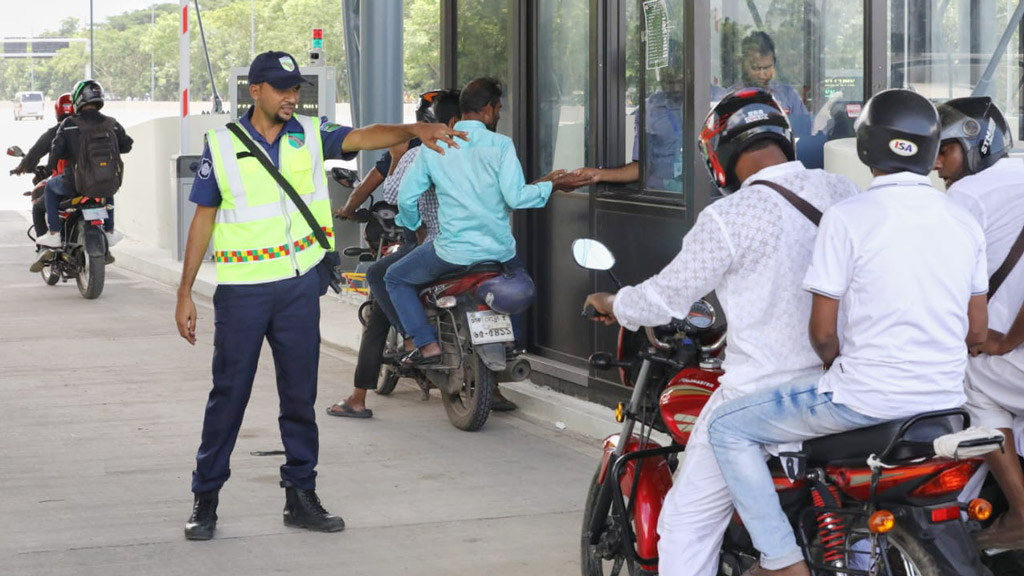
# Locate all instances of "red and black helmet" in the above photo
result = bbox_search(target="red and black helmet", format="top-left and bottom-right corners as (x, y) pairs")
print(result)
(55, 93), (74, 121)
(699, 87), (795, 195)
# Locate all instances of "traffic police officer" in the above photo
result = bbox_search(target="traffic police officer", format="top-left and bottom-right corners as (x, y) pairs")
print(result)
(175, 50), (466, 541)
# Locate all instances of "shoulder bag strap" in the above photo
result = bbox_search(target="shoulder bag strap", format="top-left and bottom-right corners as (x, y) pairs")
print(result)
(749, 179), (822, 226)
(225, 122), (331, 251)
(989, 225), (1024, 301)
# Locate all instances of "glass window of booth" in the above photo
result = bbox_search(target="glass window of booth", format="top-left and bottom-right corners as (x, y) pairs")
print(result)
(537, 0), (590, 174)
(709, 0), (865, 170)
(889, 0), (1024, 143)
(456, 0), (515, 136)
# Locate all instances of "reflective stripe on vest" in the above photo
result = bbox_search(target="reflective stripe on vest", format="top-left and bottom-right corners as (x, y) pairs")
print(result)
(207, 114), (334, 285)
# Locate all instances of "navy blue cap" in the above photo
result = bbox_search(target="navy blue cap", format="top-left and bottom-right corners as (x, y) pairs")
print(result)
(248, 51), (312, 89)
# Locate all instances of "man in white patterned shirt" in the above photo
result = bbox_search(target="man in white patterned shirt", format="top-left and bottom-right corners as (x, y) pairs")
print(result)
(583, 88), (860, 576)
(327, 90), (456, 418)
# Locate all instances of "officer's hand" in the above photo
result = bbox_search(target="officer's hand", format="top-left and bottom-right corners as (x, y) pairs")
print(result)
(176, 294), (198, 345)
(583, 293), (618, 326)
(414, 122), (469, 155)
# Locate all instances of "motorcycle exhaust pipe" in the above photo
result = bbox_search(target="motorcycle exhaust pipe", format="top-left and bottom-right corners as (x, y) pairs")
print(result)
(497, 358), (531, 382)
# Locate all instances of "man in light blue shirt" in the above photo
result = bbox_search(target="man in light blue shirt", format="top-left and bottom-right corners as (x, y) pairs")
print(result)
(385, 77), (577, 365)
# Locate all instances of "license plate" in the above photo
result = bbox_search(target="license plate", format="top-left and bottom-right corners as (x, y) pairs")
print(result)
(466, 310), (514, 345)
(81, 207), (107, 220)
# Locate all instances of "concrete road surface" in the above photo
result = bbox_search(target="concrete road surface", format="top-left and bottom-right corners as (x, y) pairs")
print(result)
(0, 210), (597, 576)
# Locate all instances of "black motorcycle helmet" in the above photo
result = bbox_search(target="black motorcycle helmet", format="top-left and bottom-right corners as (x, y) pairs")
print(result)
(855, 89), (939, 175)
(416, 90), (442, 123)
(71, 79), (105, 113)
(937, 96), (1012, 175)
(699, 87), (795, 194)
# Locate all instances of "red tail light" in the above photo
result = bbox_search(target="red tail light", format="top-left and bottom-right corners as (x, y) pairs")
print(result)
(910, 460), (981, 498)
(929, 505), (961, 523)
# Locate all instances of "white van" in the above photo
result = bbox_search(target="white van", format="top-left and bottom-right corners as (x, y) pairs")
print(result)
(14, 91), (45, 121)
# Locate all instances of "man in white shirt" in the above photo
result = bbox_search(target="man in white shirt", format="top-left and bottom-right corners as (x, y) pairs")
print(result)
(705, 89), (989, 576)
(583, 88), (860, 576)
(935, 96), (1024, 549)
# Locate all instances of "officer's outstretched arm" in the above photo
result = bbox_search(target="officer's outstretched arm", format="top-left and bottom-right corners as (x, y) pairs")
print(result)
(342, 123), (468, 155)
(176, 206), (217, 346)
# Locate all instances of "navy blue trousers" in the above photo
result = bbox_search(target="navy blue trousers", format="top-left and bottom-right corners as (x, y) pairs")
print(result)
(192, 269), (321, 493)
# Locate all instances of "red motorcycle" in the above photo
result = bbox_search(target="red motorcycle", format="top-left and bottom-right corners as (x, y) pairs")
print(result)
(572, 238), (1004, 576)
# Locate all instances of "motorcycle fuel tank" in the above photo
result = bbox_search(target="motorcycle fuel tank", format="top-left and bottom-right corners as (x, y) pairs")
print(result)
(659, 367), (722, 444)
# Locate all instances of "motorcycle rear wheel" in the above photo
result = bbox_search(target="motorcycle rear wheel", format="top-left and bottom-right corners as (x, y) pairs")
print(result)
(846, 525), (943, 576)
(75, 247), (105, 299)
(581, 465), (645, 576)
(441, 350), (494, 431)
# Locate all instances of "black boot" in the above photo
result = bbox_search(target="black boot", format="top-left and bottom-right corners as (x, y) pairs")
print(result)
(184, 490), (218, 541)
(282, 482), (345, 533)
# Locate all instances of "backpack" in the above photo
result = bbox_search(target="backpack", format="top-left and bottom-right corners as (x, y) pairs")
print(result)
(71, 116), (123, 198)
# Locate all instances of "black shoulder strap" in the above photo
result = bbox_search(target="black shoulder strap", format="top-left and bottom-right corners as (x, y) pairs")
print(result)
(749, 179), (822, 226)
(225, 122), (331, 251)
(989, 225), (1024, 301)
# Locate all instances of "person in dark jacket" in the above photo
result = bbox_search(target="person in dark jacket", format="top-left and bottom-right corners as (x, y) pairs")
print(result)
(36, 80), (133, 252)
(12, 93), (72, 244)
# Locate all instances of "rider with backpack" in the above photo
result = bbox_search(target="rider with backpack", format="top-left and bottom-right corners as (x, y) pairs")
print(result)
(36, 80), (133, 254)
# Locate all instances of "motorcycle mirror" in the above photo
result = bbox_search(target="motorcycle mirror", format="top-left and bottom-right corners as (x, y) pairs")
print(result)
(572, 238), (622, 289)
(7, 145), (25, 157)
(588, 351), (617, 371)
(330, 167), (359, 188)
(572, 238), (615, 271)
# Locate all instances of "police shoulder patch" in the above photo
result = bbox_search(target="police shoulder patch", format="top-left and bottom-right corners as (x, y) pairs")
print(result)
(323, 122), (342, 132)
(198, 157), (213, 179)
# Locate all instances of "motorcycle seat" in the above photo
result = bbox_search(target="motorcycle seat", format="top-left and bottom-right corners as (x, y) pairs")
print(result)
(802, 410), (967, 466)
(429, 261), (505, 285)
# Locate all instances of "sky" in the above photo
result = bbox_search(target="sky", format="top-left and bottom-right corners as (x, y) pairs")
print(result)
(1, 0), (155, 40)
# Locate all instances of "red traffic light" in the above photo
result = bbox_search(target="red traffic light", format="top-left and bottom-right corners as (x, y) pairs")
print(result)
(312, 28), (323, 39)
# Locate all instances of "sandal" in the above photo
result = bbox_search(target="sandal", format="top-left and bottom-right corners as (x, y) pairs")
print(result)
(400, 348), (444, 368)
(325, 401), (373, 418)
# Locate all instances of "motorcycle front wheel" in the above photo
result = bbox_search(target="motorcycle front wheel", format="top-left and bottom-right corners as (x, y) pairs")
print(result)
(375, 327), (402, 395)
(581, 465), (644, 576)
(40, 261), (59, 286)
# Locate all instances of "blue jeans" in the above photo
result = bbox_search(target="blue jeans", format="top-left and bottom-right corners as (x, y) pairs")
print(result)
(384, 241), (463, 347)
(44, 176), (114, 233)
(366, 228), (418, 336)
(706, 378), (888, 570)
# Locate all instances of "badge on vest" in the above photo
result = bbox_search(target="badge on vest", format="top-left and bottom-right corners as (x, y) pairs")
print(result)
(286, 133), (305, 149)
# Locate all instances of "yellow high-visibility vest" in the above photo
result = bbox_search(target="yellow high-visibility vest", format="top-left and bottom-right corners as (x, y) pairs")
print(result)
(206, 115), (334, 285)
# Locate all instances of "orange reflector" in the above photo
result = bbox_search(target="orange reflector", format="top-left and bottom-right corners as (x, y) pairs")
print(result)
(930, 505), (960, 523)
(869, 510), (895, 533)
(969, 498), (993, 522)
(910, 460), (979, 498)
(615, 403), (625, 423)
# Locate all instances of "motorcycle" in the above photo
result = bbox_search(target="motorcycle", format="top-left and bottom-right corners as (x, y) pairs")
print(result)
(331, 167), (532, 431)
(7, 145), (110, 299)
(572, 237), (1004, 576)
